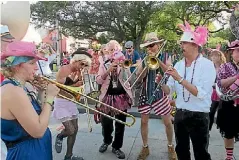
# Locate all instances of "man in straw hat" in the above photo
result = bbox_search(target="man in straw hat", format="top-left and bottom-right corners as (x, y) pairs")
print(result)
(136, 32), (177, 160)
(161, 21), (216, 160)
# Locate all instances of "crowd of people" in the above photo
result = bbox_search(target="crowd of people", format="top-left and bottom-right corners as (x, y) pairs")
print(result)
(1, 12), (239, 160)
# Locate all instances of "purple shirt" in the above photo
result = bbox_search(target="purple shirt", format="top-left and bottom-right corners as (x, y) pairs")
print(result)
(217, 62), (238, 94)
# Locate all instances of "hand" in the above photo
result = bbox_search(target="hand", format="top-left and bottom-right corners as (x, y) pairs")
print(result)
(107, 61), (118, 73)
(155, 73), (163, 83)
(46, 84), (60, 99)
(166, 67), (182, 82)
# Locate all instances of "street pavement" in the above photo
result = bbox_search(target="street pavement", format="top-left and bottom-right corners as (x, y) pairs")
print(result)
(50, 114), (239, 160)
(49, 72), (239, 160)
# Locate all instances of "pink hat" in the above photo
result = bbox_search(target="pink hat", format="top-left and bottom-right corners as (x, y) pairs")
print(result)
(1, 41), (47, 61)
(228, 40), (239, 50)
(178, 20), (208, 46)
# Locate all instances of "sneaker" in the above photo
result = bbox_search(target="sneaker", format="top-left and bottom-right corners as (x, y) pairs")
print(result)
(99, 143), (109, 153)
(168, 145), (177, 160)
(112, 148), (125, 159)
(55, 134), (63, 153)
(137, 146), (149, 160)
(64, 155), (84, 160)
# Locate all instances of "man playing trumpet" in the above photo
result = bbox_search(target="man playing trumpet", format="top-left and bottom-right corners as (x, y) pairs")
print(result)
(53, 49), (92, 160)
(136, 32), (177, 160)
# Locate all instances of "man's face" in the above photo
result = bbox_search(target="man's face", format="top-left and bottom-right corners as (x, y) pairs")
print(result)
(126, 47), (133, 54)
(180, 41), (196, 56)
(146, 43), (158, 55)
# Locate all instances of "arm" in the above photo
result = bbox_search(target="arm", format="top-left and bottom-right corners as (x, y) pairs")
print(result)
(96, 64), (110, 85)
(56, 67), (66, 84)
(217, 63), (237, 88)
(181, 62), (216, 99)
(7, 86), (54, 138)
(131, 51), (141, 67)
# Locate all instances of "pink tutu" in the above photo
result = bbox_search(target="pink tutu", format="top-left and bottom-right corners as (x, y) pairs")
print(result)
(52, 98), (79, 122)
(100, 94), (132, 116)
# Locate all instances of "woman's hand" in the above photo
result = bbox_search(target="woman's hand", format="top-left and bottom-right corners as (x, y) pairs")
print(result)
(46, 84), (60, 99)
(107, 61), (118, 73)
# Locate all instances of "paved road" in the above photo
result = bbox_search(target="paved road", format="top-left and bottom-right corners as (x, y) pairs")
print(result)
(50, 114), (239, 160)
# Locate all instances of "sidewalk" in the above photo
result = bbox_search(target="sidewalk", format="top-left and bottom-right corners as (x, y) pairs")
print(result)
(50, 115), (239, 160)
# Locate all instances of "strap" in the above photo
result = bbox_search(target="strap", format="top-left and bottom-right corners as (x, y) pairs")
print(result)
(1, 79), (18, 87)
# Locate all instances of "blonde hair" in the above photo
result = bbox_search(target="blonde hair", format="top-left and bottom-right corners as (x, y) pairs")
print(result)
(0, 67), (15, 78)
(211, 50), (226, 64)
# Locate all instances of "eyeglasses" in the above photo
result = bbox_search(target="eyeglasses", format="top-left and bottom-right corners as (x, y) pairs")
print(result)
(126, 47), (132, 50)
(146, 43), (155, 48)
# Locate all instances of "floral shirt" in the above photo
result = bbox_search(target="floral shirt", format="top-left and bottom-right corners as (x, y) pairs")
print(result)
(217, 62), (239, 94)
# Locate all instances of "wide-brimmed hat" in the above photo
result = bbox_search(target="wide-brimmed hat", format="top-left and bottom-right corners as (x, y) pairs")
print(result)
(1, 41), (47, 61)
(140, 32), (164, 48)
(1, 41), (47, 67)
(228, 40), (239, 50)
(178, 21), (208, 47)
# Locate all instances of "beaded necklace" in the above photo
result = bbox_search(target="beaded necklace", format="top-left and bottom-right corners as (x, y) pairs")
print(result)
(182, 54), (200, 102)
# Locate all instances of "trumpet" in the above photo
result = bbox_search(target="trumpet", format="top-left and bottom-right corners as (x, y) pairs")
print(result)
(122, 59), (133, 69)
(124, 40), (167, 90)
(32, 75), (136, 127)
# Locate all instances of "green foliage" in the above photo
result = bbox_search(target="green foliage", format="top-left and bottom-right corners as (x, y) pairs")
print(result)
(31, 1), (238, 52)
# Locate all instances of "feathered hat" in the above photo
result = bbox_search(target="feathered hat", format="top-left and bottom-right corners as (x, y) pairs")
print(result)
(178, 20), (208, 46)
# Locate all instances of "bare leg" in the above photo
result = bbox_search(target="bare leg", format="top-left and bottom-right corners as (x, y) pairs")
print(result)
(141, 114), (149, 146)
(161, 114), (174, 145)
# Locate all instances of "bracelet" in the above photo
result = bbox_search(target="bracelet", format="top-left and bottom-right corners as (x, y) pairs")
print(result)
(178, 78), (184, 84)
(45, 97), (54, 106)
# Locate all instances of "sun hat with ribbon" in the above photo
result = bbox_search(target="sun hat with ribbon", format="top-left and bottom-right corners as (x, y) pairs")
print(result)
(178, 20), (208, 47)
(227, 40), (239, 50)
(140, 32), (164, 48)
(1, 41), (47, 67)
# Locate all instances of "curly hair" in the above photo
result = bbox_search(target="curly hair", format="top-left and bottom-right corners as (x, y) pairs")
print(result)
(210, 50), (227, 64)
(0, 67), (15, 78)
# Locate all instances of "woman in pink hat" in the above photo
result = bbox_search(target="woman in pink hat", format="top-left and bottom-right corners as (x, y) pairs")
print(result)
(0, 41), (59, 160)
(216, 40), (239, 160)
(207, 45), (227, 131)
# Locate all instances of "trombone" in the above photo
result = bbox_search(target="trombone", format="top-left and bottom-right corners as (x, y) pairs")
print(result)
(33, 75), (136, 127)
(123, 40), (167, 90)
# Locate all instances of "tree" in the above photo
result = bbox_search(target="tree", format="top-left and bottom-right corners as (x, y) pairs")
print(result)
(146, 1), (237, 51)
(31, 1), (164, 50)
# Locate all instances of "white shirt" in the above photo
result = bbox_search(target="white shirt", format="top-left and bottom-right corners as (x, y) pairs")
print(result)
(167, 55), (216, 112)
(37, 53), (57, 76)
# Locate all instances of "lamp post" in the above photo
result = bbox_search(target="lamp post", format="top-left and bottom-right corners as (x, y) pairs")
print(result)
(55, 11), (61, 67)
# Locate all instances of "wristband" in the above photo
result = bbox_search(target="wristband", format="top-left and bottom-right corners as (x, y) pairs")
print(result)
(178, 78), (184, 84)
(45, 97), (54, 106)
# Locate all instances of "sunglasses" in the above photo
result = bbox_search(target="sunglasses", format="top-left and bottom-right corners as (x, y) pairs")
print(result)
(126, 48), (132, 50)
(80, 62), (89, 67)
(146, 43), (155, 48)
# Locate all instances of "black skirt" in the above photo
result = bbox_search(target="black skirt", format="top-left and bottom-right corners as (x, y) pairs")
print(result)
(216, 100), (239, 139)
